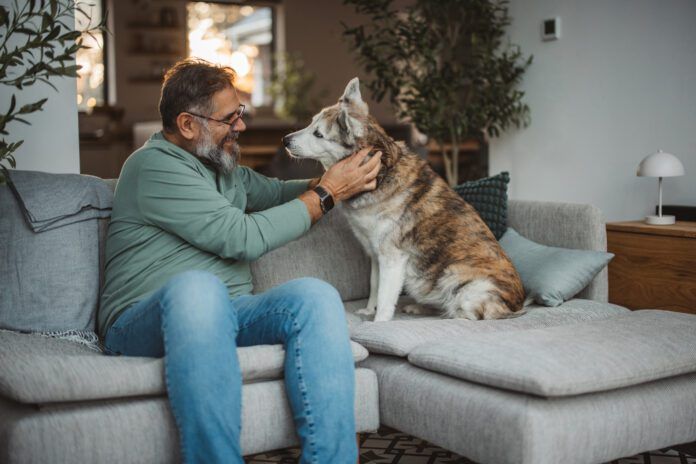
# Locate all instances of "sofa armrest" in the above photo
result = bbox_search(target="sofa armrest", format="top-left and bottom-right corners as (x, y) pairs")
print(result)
(507, 200), (608, 302)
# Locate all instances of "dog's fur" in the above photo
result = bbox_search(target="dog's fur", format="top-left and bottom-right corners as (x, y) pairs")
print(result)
(283, 78), (525, 321)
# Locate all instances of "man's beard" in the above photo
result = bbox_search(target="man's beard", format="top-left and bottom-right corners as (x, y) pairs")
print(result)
(195, 124), (240, 174)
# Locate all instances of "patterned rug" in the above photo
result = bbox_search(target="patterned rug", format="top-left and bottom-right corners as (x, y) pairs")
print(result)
(245, 426), (696, 464)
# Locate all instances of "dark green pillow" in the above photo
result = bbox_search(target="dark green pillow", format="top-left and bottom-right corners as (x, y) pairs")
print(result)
(453, 171), (509, 240)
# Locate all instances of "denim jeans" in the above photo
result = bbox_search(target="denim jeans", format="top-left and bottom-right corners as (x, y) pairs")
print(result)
(103, 271), (357, 464)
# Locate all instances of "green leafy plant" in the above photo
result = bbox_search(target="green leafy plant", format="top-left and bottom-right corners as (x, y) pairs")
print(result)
(0, 0), (107, 181)
(343, 0), (532, 186)
(269, 52), (327, 124)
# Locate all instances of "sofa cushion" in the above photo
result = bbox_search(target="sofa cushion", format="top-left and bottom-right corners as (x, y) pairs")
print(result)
(251, 208), (371, 301)
(346, 297), (629, 357)
(0, 173), (113, 333)
(407, 310), (696, 397)
(453, 171), (510, 239)
(0, 330), (369, 404)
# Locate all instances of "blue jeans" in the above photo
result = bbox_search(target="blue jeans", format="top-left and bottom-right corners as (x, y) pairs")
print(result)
(103, 271), (357, 464)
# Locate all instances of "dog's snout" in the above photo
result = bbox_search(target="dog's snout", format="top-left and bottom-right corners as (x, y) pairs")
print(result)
(282, 135), (291, 147)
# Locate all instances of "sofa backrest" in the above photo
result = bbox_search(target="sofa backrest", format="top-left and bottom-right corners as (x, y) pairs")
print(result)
(99, 182), (612, 309)
(508, 200), (608, 302)
(251, 208), (371, 301)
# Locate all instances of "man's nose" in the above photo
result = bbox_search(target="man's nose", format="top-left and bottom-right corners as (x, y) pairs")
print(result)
(235, 118), (247, 132)
(282, 135), (291, 147)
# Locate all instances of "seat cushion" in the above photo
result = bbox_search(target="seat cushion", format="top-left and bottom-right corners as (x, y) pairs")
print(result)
(408, 309), (696, 397)
(346, 296), (629, 357)
(0, 368), (379, 461)
(0, 330), (369, 404)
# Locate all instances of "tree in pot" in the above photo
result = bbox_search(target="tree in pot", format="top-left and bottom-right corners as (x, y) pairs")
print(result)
(342, 0), (532, 186)
(0, 0), (107, 183)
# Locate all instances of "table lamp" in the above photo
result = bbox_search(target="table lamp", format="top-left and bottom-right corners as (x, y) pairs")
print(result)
(636, 149), (685, 225)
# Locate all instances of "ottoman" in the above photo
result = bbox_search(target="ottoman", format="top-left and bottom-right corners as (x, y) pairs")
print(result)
(361, 309), (696, 464)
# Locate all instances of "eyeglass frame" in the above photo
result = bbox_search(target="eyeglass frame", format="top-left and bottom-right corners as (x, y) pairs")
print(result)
(186, 104), (246, 128)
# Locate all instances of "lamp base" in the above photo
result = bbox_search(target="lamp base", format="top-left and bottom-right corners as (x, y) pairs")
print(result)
(645, 215), (676, 225)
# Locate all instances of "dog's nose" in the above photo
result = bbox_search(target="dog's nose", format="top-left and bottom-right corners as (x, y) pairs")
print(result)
(281, 136), (290, 147)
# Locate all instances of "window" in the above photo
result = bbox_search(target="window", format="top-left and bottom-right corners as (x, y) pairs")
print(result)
(75, 1), (106, 111)
(187, 2), (274, 109)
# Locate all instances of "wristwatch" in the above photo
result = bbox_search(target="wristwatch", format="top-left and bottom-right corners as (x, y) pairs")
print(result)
(313, 185), (335, 214)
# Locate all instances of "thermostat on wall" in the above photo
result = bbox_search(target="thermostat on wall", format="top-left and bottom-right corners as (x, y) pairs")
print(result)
(541, 17), (561, 41)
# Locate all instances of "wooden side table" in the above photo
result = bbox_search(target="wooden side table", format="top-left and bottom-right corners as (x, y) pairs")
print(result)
(606, 221), (696, 314)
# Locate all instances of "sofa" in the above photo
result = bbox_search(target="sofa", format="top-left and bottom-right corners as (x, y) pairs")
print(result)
(1, 172), (695, 464)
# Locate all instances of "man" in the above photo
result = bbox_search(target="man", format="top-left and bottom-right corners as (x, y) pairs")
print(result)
(97, 58), (382, 464)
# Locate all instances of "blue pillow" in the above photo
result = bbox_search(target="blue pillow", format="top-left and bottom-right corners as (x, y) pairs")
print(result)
(499, 228), (614, 307)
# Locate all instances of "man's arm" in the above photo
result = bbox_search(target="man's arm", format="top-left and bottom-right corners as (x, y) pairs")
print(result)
(242, 167), (318, 211)
(137, 157), (311, 262)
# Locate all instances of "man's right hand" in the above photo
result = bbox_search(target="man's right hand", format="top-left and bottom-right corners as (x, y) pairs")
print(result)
(318, 147), (383, 202)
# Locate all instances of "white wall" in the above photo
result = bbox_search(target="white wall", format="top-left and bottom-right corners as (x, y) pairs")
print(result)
(491, 0), (696, 221)
(0, 0), (80, 174)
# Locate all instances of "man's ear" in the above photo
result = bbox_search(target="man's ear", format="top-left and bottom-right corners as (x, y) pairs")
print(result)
(176, 113), (199, 141)
(337, 107), (364, 139)
(339, 77), (369, 116)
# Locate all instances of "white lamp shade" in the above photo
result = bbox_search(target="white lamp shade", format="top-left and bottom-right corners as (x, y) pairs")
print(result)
(636, 150), (685, 177)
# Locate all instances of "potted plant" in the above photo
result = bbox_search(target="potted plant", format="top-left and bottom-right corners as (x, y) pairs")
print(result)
(269, 52), (327, 126)
(343, 0), (532, 186)
(0, 0), (107, 183)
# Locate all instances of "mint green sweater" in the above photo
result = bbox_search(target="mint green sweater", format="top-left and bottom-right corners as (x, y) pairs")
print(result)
(97, 132), (311, 337)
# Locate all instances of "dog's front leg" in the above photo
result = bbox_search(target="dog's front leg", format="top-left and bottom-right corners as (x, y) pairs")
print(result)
(373, 254), (407, 322)
(356, 257), (379, 316)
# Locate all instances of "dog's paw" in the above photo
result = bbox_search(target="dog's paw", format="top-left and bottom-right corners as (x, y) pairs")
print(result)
(401, 303), (427, 315)
(373, 313), (394, 322)
(355, 307), (376, 316)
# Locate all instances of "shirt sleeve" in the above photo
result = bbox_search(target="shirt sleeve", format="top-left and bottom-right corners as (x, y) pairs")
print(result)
(239, 167), (311, 211)
(136, 158), (311, 262)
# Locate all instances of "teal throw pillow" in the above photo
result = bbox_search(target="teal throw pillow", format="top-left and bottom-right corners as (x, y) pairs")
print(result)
(499, 228), (614, 307)
(454, 172), (509, 239)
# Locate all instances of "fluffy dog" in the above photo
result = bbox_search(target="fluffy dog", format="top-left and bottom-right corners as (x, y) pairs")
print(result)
(283, 78), (525, 322)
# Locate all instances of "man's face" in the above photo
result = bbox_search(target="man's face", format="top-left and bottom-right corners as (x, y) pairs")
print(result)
(193, 86), (247, 174)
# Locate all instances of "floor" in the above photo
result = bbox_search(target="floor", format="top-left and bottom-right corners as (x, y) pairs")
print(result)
(245, 426), (696, 464)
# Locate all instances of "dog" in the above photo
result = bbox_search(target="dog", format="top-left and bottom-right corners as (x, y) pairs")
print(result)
(283, 77), (525, 322)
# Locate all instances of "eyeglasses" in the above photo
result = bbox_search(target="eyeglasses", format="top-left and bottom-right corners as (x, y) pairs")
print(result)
(187, 104), (245, 128)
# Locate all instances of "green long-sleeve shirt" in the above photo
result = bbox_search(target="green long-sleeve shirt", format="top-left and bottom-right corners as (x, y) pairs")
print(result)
(97, 132), (311, 337)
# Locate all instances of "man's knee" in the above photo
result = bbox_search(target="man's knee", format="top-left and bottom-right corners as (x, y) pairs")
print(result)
(161, 270), (236, 330)
(285, 277), (345, 324)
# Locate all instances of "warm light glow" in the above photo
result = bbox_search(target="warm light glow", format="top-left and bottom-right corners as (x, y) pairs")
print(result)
(239, 44), (259, 58)
(230, 51), (250, 77)
(89, 63), (104, 89)
(75, 1), (104, 111)
(187, 3), (273, 103)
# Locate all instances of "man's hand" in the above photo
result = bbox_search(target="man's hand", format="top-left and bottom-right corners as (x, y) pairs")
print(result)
(318, 147), (383, 202)
(299, 147), (382, 224)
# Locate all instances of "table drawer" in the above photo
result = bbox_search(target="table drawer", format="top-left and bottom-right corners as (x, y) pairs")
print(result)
(608, 231), (696, 313)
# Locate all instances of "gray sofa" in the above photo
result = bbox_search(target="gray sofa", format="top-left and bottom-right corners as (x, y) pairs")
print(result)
(2, 174), (696, 464)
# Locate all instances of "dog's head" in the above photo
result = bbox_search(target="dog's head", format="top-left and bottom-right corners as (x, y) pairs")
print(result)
(282, 77), (370, 169)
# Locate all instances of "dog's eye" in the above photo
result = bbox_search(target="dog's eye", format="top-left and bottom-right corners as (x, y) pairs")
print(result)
(313, 130), (324, 139)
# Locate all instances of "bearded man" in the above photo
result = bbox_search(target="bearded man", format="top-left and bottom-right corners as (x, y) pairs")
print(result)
(97, 58), (381, 464)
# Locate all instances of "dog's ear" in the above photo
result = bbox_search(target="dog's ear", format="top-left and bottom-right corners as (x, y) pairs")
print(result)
(337, 107), (364, 139)
(339, 77), (368, 116)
